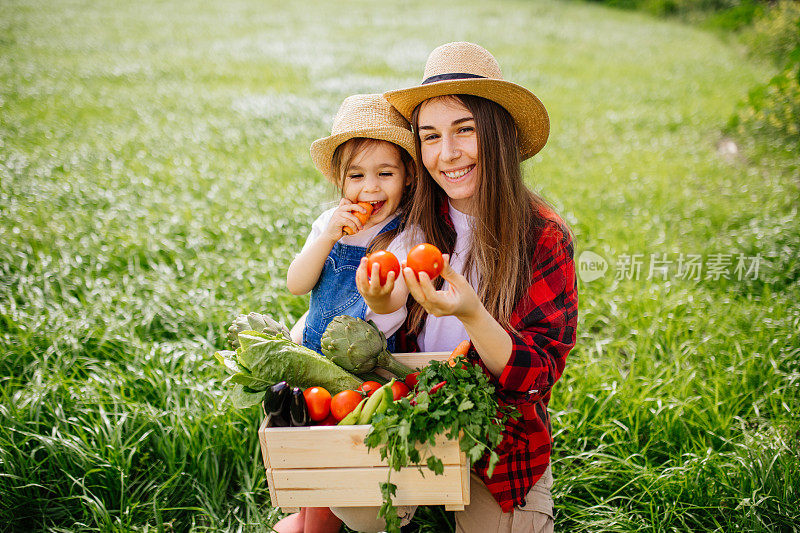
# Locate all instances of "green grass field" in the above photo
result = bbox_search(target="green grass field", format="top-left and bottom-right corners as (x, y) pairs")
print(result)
(1, 0), (798, 531)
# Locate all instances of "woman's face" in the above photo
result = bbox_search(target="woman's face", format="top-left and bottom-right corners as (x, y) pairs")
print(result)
(417, 97), (479, 214)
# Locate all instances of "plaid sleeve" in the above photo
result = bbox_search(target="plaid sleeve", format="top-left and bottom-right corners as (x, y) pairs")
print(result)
(495, 220), (578, 401)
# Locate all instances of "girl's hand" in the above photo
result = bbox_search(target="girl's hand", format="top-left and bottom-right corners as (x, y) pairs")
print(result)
(356, 257), (396, 310)
(402, 254), (481, 320)
(323, 198), (368, 241)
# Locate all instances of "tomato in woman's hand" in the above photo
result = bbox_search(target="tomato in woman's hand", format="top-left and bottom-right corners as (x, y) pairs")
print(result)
(359, 381), (382, 397)
(366, 250), (400, 285)
(404, 372), (420, 389)
(303, 386), (332, 422)
(330, 389), (364, 421)
(390, 381), (410, 401)
(406, 243), (444, 281)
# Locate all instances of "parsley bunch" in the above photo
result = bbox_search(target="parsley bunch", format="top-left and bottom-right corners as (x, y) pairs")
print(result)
(364, 357), (517, 532)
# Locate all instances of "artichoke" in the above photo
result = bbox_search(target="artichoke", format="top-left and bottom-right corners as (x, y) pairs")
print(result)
(226, 312), (290, 350)
(321, 315), (412, 378)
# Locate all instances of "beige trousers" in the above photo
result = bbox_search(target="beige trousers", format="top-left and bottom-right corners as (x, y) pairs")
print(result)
(330, 465), (554, 533)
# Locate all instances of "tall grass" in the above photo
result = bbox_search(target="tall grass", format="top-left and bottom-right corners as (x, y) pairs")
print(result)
(1, 0), (798, 531)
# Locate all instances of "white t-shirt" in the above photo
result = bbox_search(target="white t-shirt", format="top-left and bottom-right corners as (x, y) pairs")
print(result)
(300, 205), (416, 338)
(418, 202), (479, 352)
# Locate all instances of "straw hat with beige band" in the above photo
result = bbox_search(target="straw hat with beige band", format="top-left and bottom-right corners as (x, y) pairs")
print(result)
(384, 41), (549, 160)
(310, 93), (416, 182)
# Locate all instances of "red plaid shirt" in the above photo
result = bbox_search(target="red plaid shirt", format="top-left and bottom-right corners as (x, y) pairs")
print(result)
(395, 207), (578, 512)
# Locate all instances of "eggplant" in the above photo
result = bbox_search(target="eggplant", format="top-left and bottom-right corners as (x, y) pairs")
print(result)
(263, 381), (289, 416)
(262, 381), (290, 427)
(288, 386), (310, 427)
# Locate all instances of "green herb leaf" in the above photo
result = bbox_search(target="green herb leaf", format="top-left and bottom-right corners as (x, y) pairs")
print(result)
(426, 456), (444, 475)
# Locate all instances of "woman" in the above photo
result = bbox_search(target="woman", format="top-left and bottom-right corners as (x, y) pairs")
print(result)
(349, 41), (578, 533)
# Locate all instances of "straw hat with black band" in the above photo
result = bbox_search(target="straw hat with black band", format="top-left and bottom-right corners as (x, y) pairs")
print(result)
(310, 93), (416, 183)
(384, 41), (549, 161)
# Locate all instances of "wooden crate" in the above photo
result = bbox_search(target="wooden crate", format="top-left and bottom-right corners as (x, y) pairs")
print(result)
(257, 352), (470, 512)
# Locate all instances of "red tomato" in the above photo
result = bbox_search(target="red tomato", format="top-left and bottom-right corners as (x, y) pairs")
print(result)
(390, 381), (410, 401)
(359, 381), (382, 397)
(330, 389), (364, 421)
(406, 243), (444, 281)
(404, 372), (420, 389)
(316, 413), (339, 426)
(367, 250), (401, 285)
(303, 386), (332, 422)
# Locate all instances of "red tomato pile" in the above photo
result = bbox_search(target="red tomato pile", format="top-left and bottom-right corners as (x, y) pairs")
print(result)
(303, 372), (432, 426)
(301, 379), (418, 425)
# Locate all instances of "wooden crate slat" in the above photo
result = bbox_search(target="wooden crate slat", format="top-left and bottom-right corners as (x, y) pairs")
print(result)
(270, 465), (465, 507)
(391, 351), (450, 369)
(258, 417), (272, 469)
(260, 423), (461, 469)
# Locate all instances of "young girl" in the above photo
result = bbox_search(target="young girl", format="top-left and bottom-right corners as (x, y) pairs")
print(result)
(343, 42), (579, 533)
(278, 95), (416, 533)
(286, 93), (416, 355)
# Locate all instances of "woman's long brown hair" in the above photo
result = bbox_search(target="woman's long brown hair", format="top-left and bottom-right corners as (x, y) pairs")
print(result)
(406, 94), (552, 333)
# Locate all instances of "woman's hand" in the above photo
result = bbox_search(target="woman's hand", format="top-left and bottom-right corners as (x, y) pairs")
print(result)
(405, 254), (512, 377)
(323, 198), (368, 241)
(402, 254), (481, 320)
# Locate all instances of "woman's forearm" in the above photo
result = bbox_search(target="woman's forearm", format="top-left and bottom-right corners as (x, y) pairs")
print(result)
(459, 305), (512, 378)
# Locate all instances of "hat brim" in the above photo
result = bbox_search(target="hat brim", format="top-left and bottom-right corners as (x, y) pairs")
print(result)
(310, 127), (416, 183)
(385, 78), (549, 160)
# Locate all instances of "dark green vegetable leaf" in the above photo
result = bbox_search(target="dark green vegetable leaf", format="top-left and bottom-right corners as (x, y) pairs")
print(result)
(426, 456), (444, 475)
(230, 384), (265, 409)
(228, 372), (270, 390)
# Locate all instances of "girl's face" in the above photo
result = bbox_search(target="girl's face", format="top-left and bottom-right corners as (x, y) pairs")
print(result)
(342, 140), (409, 228)
(417, 97), (479, 214)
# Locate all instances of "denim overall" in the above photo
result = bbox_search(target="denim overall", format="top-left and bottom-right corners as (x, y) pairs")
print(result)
(303, 216), (400, 354)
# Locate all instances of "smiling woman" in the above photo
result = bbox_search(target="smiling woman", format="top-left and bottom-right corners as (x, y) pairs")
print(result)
(342, 42), (579, 533)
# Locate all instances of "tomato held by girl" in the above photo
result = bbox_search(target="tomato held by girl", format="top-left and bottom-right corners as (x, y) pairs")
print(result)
(340, 42), (579, 533)
(276, 94), (418, 533)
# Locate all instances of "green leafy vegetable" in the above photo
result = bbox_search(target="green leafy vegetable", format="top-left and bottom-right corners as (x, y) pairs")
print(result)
(230, 384), (267, 409)
(364, 357), (515, 532)
(213, 329), (363, 408)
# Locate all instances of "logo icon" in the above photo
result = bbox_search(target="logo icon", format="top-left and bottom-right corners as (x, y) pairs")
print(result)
(578, 250), (608, 283)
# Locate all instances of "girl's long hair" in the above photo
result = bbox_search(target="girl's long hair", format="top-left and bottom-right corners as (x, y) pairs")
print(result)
(406, 94), (553, 333)
(330, 137), (415, 253)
